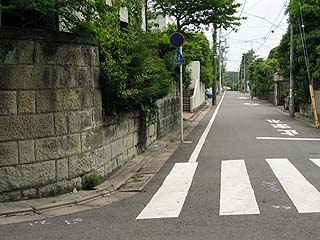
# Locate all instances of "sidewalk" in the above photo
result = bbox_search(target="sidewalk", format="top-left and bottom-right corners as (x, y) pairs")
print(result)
(0, 99), (217, 225)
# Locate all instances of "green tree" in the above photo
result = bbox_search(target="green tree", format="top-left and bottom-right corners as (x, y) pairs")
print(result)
(152, 0), (241, 32)
(269, 0), (320, 102)
(250, 58), (279, 99)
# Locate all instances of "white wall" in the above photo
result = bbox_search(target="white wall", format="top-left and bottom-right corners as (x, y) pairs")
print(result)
(188, 61), (206, 112)
(150, 15), (174, 31)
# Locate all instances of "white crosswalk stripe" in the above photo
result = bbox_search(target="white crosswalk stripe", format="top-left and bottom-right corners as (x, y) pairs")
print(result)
(137, 157), (320, 219)
(136, 162), (198, 220)
(310, 158), (320, 168)
(220, 160), (260, 215)
(266, 158), (320, 213)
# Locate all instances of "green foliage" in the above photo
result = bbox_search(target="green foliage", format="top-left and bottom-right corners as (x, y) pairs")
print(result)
(268, 0), (320, 102)
(0, 0), (107, 30)
(83, 171), (103, 190)
(151, 0), (242, 31)
(250, 58), (279, 99)
(224, 81), (237, 91)
(183, 32), (213, 88)
(1, 0), (214, 114)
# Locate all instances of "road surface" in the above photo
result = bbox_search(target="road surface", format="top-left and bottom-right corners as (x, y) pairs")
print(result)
(2, 91), (320, 240)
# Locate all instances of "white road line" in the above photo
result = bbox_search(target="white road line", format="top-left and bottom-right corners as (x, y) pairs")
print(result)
(188, 91), (226, 163)
(256, 137), (320, 141)
(220, 160), (260, 216)
(136, 162), (198, 219)
(310, 158), (320, 168)
(266, 158), (320, 213)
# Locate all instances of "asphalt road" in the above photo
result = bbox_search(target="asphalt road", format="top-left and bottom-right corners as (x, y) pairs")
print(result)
(2, 91), (320, 240)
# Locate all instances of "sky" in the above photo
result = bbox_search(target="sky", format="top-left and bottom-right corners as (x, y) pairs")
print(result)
(210, 0), (289, 72)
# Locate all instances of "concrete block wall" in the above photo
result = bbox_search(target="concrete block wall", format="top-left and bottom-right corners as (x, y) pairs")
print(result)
(0, 28), (179, 202)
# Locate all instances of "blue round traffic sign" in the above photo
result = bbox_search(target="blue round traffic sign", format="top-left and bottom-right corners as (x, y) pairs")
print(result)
(170, 32), (185, 48)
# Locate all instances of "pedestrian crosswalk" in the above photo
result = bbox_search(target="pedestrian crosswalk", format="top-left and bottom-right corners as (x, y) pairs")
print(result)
(137, 158), (320, 220)
(220, 160), (260, 215)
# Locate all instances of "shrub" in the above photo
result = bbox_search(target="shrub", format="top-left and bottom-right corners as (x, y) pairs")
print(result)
(83, 172), (103, 190)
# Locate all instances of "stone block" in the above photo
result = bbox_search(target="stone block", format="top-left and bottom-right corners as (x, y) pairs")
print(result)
(22, 188), (37, 200)
(123, 134), (134, 150)
(81, 128), (106, 152)
(0, 65), (53, 90)
(116, 120), (129, 139)
(76, 67), (94, 88)
(116, 154), (128, 168)
(69, 152), (96, 179)
(38, 183), (57, 198)
(0, 190), (21, 202)
(80, 110), (93, 131)
(35, 42), (84, 66)
(35, 134), (81, 161)
(54, 112), (81, 135)
(0, 40), (35, 65)
(92, 108), (103, 128)
(93, 67), (100, 87)
(57, 158), (69, 181)
(0, 168), (10, 192)
(52, 66), (77, 89)
(18, 140), (35, 164)
(127, 146), (137, 161)
(111, 138), (124, 158)
(36, 89), (81, 113)
(17, 91), (36, 114)
(2, 161), (56, 191)
(70, 177), (82, 190)
(105, 158), (118, 176)
(16, 40), (35, 64)
(105, 125), (117, 144)
(0, 40), (18, 64)
(128, 118), (139, 134)
(67, 111), (81, 133)
(148, 124), (156, 138)
(133, 132), (140, 146)
(81, 88), (101, 109)
(0, 142), (18, 166)
(54, 112), (68, 135)
(0, 114), (54, 141)
(95, 144), (112, 168)
(0, 91), (17, 114)
(81, 46), (96, 66)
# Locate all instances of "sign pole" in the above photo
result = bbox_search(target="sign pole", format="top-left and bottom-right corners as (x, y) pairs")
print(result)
(169, 32), (185, 143)
(180, 46), (184, 143)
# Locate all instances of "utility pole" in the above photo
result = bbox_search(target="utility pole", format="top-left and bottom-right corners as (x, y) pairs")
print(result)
(289, 15), (295, 117)
(218, 29), (222, 94)
(238, 68), (240, 91)
(212, 26), (217, 105)
(243, 55), (247, 93)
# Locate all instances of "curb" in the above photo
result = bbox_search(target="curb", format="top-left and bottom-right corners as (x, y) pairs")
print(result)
(0, 103), (212, 219)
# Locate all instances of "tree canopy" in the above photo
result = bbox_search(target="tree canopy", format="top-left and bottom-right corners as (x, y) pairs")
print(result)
(151, 0), (242, 31)
(268, 0), (320, 102)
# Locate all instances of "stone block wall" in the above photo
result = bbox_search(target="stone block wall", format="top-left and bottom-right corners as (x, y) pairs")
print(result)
(0, 28), (179, 202)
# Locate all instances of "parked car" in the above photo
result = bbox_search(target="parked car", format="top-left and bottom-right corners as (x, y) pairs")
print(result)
(206, 89), (213, 98)
(284, 96), (299, 112)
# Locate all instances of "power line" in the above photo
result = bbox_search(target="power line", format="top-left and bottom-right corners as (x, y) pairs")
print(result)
(240, 25), (287, 29)
(255, 1), (288, 52)
(224, 0), (247, 37)
(242, 12), (287, 32)
(298, 0), (312, 84)
(246, 0), (263, 12)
